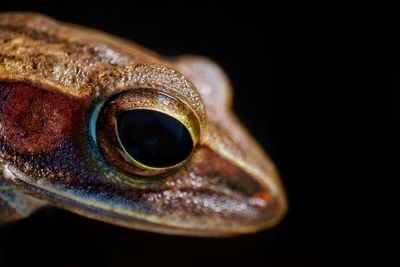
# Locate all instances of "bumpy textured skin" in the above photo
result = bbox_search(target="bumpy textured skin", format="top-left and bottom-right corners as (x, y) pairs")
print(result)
(0, 13), (287, 236)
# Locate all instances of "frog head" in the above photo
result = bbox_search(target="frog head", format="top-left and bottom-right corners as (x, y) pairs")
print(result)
(0, 13), (287, 236)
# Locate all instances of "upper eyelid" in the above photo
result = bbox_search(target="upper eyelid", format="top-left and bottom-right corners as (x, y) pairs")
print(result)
(92, 63), (206, 123)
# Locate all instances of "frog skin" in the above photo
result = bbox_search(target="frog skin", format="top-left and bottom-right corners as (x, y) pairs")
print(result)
(0, 12), (287, 237)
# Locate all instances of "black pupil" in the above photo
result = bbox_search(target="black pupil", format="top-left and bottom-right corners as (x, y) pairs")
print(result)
(117, 109), (193, 168)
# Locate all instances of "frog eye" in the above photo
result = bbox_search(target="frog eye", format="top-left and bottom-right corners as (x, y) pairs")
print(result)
(117, 109), (193, 168)
(91, 89), (200, 177)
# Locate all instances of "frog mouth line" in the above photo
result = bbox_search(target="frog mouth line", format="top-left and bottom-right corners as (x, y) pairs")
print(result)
(3, 165), (283, 237)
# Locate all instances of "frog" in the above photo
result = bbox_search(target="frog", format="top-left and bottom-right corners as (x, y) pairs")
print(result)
(0, 12), (287, 236)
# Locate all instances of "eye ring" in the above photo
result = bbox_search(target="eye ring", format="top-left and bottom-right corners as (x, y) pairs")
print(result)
(91, 88), (201, 178)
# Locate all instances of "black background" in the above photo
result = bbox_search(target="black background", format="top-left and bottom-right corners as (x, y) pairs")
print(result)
(0, 2), (397, 267)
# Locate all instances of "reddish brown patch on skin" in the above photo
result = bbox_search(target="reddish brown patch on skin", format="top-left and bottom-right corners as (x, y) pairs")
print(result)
(255, 191), (274, 202)
(0, 82), (81, 153)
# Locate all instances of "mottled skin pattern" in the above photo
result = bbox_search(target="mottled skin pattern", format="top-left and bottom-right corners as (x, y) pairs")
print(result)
(0, 13), (287, 236)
